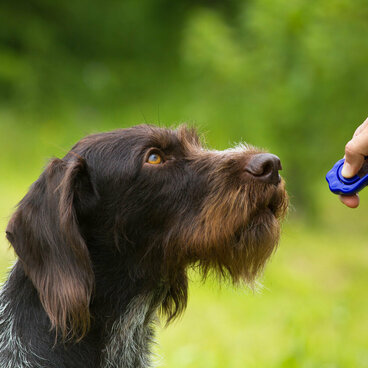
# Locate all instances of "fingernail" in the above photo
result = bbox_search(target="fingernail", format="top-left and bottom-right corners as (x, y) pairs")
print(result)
(341, 162), (355, 178)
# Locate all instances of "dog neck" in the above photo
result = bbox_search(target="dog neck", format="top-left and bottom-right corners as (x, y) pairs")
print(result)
(100, 293), (159, 368)
(0, 262), (166, 368)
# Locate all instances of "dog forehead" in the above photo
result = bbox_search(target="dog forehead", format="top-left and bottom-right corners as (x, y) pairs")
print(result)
(126, 124), (201, 153)
(131, 125), (180, 150)
(74, 125), (201, 157)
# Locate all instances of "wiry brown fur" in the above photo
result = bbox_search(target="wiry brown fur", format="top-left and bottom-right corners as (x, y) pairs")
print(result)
(148, 128), (288, 323)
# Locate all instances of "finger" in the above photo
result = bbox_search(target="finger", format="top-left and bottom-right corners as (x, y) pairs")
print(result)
(339, 194), (360, 208)
(353, 117), (368, 137)
(341, 134), (368, 177)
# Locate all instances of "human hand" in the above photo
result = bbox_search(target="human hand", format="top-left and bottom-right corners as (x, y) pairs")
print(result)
(339, 117), (368, 208)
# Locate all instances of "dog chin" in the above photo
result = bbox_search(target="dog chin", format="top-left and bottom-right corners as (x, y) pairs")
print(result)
(232, 192), (285, 246)
(266, 182), (288, 219)
(214, 211), (280, 283)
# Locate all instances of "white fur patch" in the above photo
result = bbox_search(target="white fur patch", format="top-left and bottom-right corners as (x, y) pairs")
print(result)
(101, 293), (159, 368)
(0, 284), (48, 368)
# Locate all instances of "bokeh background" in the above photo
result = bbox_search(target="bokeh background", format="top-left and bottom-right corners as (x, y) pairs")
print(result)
(1, 0), (368, 366)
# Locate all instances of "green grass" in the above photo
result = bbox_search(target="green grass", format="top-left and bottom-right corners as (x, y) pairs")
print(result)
(2, 220), (368, 367)
(156, 223), (368, 368)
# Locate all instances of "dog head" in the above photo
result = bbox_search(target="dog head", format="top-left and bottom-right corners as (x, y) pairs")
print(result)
(6, 125), (288, 339)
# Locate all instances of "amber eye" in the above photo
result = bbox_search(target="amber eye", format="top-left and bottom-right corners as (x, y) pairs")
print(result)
(147, 153), (163, 165)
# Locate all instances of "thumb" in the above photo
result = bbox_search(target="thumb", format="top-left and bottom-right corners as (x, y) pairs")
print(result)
(341, 160), (360, 178)
(341, 140), (367, 178)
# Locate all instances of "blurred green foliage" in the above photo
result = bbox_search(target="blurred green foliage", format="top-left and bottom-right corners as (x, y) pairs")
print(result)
(1, 0), (368, 213)
(1, 1), (368, 366)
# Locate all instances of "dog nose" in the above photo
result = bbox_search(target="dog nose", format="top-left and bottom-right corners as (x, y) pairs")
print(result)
(245, 153), (282, 186)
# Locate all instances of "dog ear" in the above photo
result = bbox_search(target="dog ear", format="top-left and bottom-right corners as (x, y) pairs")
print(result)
(6, 155), (96, 341)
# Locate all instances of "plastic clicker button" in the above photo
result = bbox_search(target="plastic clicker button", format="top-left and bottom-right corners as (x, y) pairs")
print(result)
(326, 158), (368, 195)
(336, 164), (359, 184)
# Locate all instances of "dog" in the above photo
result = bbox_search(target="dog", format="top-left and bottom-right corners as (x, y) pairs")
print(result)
(0, 125), (288, 368)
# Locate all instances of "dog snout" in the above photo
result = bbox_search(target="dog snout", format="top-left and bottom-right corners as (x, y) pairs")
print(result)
(245, 153), (282, 186)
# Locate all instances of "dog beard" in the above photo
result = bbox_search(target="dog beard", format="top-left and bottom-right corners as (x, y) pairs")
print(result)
(159, 178), (288, 287)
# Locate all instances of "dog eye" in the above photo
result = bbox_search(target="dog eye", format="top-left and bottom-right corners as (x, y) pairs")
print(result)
(147, 153), (163, 165)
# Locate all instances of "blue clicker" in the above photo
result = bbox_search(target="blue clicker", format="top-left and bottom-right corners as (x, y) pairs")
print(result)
(326, 158), (368, 195)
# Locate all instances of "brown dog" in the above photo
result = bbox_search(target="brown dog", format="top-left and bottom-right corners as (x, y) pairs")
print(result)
(0, 125), (288, 368)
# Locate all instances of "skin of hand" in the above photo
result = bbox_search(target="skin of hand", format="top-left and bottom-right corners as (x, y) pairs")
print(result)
(339, 117), (368, 208)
